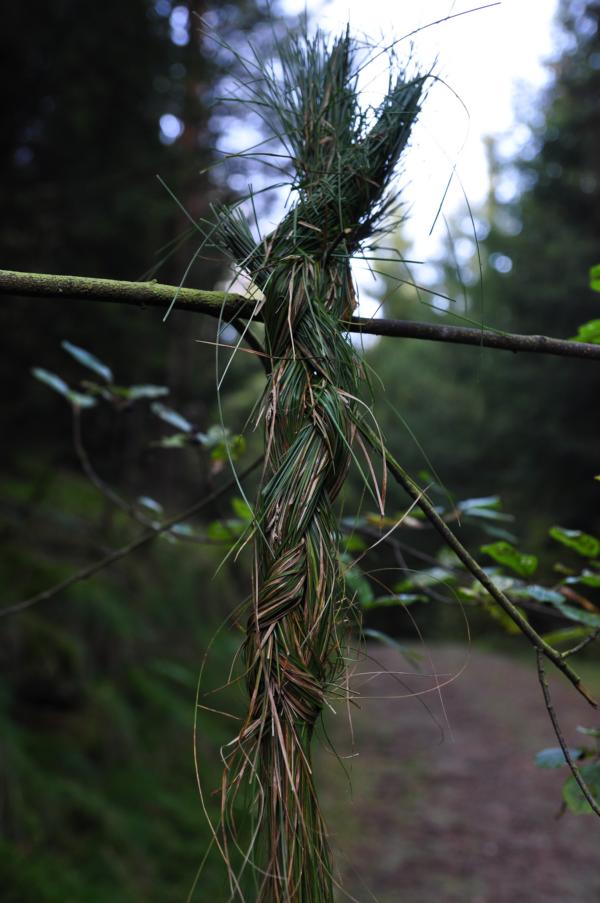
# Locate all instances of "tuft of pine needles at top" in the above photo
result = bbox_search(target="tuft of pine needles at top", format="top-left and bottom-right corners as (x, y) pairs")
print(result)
(211, 26), (426, 902)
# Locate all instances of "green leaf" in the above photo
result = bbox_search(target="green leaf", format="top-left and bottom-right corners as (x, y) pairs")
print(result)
(437, 547), (461, 569)
(207, 432), (246, 462)
(211, 439), (241, 461)
(481, 569), (521, 593)
(32, 367), (70, 396)
(341, 516), (367, 531)
(125, 384), (170, 400)
(476, 524), (519, 543)
(343, 534), (367, 553)
(151, 403), (193, 433)
(480, 541), (538, 577)
(201, 425), (229, 448)
(196, 426), (246, 461)
(565, 570), (600, 588)
(512, 584), (565, 604)
(206, 519), (244, 542)
(67, 391), (97, 409)
(344, 563), (374, 607)
(459, 495), (514, 523)
(563, 762), (600, 814)
(231, 497), (253, 522)
(463, 508), (514, 523)
(549, 526), (600, 559)
(341, 554), (373, 607)
(458, 495), (502, 512)
(33, 367), (96, 407)
(137, 496), (163, 514)
(62, 340), (113, 382)
(535, 747), (583, 769)
(553, 605), (600, 628)
(483, 600), (524, 634)
(590, 263), (600, 292)
(231, 435), (246, 460)
(571, 319), (600, 343)
(576, 726), (600, 738)
(153, 433), (188, 448)
(169, 523), (197, 538)
(396, 566), (455, 591)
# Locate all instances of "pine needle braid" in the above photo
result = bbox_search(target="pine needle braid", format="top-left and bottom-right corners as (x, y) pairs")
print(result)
(212, 29), (425, 902)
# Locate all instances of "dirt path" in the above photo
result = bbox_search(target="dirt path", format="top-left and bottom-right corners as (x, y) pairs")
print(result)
(318, 645), (600, 903)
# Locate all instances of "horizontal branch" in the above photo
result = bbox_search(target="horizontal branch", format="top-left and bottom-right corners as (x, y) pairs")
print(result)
(2, 268), (600, 362)
(0, 267), (254, 319)
(349, 315), (600, 361)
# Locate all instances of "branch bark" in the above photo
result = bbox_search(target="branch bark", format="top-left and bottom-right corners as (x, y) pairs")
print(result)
(349, 315), (600, 361)
(3, 268), (600, 362)
(0, 267), (253, 319)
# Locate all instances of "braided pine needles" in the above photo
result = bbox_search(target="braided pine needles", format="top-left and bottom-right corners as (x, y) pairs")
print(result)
(213, 30), (425, 902)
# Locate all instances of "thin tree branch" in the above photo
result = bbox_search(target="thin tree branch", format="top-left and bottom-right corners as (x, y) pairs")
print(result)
(355, 524), (570, 616)
(563, 628), (600, 659)
(72, 407), (156, 530)
(347, 316), (600, 361)
(536, 649), (600, 819)
(3, 268), (600, 362)
(72, 400), (246, 544)
(0, 458), (261, 618)
(357, 420), (598, 708)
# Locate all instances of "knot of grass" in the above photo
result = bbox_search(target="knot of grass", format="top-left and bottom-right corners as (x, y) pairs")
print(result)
(212, 26), (425, 902)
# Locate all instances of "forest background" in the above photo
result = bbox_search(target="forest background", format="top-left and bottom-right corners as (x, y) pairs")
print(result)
(1, 1), (599, 900)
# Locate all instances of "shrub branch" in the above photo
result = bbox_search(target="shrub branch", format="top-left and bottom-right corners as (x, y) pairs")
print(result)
(536, 650), (600, 819)
(358, 421), (598, 709)
(1, 459), (261, 618)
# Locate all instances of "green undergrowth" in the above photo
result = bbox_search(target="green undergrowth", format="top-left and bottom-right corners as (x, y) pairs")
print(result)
(0, 467), (250, 901)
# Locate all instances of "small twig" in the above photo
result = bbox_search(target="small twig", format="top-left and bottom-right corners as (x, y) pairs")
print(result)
(72, 407), (222, 543)
(357, 420), (597, 708)
(72, 407), (155, 529)
(356, 524), (452, 605)
(4, 268), (600, 362)
(563, 628), (600, 659)
(0, 458), (261, 618)
(536, 649), (600, 819)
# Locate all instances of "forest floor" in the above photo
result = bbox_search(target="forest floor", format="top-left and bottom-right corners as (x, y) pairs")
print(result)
(318, 644), (600, 903)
